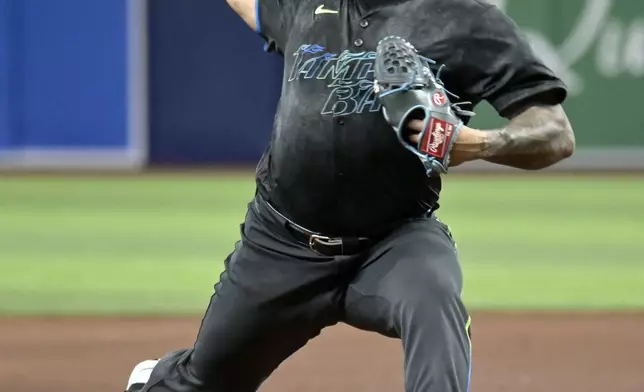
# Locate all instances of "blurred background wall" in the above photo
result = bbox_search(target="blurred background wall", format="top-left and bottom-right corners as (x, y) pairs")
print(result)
(0, 0), (140, 168)
(0, 0), (643, 170)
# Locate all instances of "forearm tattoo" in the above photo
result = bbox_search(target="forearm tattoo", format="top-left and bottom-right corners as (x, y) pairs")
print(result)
(482, 105), (575, 170)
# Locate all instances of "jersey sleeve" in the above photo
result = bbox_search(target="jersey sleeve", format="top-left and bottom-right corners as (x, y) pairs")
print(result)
(448, 6), (568, 118)
(256, 0), (297, 54)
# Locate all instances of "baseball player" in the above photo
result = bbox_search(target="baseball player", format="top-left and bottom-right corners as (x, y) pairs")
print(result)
(125, 0), (575, 391)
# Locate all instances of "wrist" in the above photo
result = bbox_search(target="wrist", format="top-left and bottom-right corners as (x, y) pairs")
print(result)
(453, 126), (489, 162)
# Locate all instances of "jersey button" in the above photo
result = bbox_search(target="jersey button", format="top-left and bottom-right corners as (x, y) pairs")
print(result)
(354, 38), (364, 47)
(336, 117), (345, 125)
(359, 20), (369, 28)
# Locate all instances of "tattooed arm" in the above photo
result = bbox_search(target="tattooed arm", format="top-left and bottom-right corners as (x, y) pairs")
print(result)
(458, 104), (575, 170)
(478, 104), (575, 169)
(408, 104), (575, 170)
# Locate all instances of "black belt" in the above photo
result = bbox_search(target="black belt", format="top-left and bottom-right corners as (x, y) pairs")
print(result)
(287, 227), (373, 256)
(263, 199), (373, 257)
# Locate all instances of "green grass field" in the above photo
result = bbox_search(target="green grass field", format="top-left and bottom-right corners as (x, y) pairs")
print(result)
(1, 173), (643, 315)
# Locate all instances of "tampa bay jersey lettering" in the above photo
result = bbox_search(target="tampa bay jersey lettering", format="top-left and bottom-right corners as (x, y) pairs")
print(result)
(288, 44), (382, 117)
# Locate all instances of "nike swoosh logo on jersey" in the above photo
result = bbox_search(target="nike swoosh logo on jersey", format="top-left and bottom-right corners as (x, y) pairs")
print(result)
(314, 5), (339, 15)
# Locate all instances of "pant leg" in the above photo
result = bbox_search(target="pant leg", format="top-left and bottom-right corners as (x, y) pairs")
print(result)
(343, 215), (472, 392)
(142, 196), (347, 392)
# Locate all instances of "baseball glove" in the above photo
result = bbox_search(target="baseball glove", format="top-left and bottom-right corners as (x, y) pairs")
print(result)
(373, 36), (474, 176)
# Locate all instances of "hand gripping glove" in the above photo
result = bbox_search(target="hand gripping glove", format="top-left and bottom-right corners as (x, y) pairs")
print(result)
(374, 36), (474, 176)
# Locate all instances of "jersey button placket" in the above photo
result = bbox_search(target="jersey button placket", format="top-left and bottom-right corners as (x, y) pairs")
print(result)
(354, 19), (368, 47)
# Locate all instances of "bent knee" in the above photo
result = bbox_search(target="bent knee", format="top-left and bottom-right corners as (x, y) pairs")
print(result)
(384, 257), (463, 308)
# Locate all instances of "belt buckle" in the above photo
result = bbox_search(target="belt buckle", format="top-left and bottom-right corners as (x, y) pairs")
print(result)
(308, 234), (335, 255)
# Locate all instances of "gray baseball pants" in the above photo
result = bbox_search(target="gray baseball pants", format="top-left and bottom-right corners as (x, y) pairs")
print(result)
(137, 193), (472, 392)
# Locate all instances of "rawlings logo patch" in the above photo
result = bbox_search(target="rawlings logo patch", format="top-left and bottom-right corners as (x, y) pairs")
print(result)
(432, 91), (447, 106)
(420, 118), (454, 159)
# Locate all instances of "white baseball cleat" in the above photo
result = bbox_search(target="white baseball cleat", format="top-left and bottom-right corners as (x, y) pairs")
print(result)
(125, 359), (159, 392)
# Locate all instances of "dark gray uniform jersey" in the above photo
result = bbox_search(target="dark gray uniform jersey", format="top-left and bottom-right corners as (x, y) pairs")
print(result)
(255, 0), (567, 236)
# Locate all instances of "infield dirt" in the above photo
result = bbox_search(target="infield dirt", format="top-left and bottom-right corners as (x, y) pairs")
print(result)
(1, 312), (642, 392)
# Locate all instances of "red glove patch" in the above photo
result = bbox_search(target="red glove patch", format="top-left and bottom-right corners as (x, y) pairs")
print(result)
(419, 117), (456, 159)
